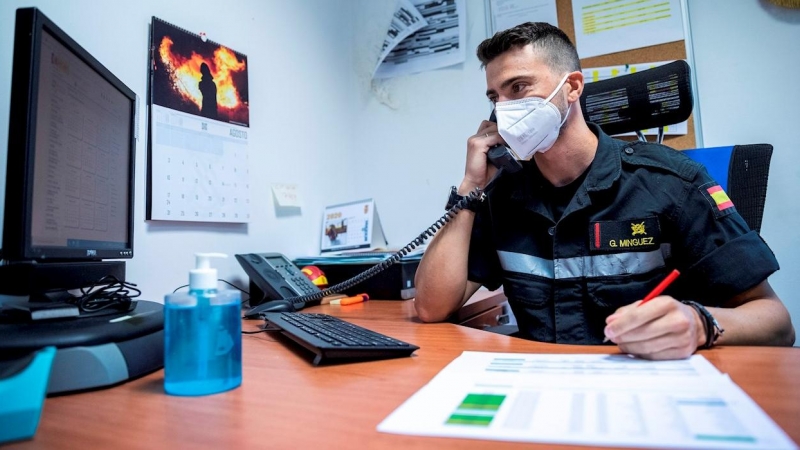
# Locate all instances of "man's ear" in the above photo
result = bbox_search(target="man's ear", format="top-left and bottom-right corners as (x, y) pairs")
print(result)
(566, 71), (584, 103)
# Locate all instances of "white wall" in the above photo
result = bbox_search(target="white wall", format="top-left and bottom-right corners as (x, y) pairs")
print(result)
(0, 0), (359, 301)
(687, 0), (800, 337)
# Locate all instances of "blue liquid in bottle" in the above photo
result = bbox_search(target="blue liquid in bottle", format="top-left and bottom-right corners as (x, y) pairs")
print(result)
(164, 290), (242, 396)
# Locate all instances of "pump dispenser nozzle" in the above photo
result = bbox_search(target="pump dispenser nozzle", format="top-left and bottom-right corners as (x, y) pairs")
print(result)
(190, 252), (227, 291)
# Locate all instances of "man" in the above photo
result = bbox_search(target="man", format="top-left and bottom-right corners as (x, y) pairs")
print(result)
(414, 22), (794, 360)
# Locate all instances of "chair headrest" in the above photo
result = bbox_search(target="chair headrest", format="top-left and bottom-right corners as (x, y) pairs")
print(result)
(580, 60), (693, 136)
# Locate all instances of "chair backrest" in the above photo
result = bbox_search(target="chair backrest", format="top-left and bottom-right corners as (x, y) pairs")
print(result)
(682, 144), (773, 233)
(580, 60), (693, 140)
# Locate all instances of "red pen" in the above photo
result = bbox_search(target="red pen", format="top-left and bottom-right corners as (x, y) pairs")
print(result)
(604, 269), (681, 342)
(640, 269), (681, 304)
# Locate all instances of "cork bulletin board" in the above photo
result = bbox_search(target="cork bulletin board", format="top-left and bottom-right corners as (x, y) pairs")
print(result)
(487, 0), (697, 149)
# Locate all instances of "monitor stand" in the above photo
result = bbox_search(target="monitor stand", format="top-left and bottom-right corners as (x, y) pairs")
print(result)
(0, 298), (164, 394)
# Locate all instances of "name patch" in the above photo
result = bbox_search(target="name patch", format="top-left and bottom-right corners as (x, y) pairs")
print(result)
(589, 216), (661, 253)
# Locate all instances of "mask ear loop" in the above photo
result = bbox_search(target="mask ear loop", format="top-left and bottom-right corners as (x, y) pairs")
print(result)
(544, 73), (571, 103)
(559, 102), (572, 127)
(546, 73), (572, 126)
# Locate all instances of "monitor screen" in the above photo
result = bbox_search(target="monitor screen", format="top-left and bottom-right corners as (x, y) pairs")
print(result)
(2, 7), (136, 263)
(30, 29), (132, 253)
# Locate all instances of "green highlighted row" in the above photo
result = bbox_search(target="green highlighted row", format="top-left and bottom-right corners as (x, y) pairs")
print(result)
(446, 393), (507, 427)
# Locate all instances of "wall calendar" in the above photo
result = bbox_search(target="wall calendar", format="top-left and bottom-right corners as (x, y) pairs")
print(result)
(147, 17), (250, 223)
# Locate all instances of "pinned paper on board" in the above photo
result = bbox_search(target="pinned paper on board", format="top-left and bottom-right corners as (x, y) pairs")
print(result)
(489, 0), (558, 33)
(320, 199), (388, 254)
(572, 0), (684, 59)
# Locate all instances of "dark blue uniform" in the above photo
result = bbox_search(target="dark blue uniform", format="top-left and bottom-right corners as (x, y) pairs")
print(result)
(467, 124), (779, 344)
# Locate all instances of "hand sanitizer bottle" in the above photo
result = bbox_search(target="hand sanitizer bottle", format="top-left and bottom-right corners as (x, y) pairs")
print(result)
(164, 252), (242, 396)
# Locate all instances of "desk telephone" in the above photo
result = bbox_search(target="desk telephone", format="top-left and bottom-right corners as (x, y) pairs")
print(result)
(240, 112), (515, 318)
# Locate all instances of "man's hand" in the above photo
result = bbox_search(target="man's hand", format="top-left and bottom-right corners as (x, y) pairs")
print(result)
(604, 296), (705, 360)
(463, 120), (502, 192)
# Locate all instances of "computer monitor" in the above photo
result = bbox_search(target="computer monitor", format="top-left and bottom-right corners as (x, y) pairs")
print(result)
(0, 7), (136, 300)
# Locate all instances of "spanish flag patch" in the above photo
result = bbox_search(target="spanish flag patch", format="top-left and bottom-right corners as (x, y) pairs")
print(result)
(707, 185), (734, 211)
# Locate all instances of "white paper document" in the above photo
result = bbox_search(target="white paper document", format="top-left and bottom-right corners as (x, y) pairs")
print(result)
(572, 0), (685, 59)
(490, 0), (558, 33)
(374, 0), (429, 75)
(373, 0), (466, 79)
(378, 352), (796, 449)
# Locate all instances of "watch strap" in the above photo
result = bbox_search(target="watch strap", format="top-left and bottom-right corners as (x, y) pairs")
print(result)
(682, 300), (724, 349)
(445, 186), (483, 211)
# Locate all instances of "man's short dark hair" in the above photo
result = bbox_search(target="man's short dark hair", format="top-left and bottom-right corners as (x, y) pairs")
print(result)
(477, 22), (580, 73)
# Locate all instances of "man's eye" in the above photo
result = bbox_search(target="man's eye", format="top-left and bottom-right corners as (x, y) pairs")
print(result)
(512, 83), (526, 93)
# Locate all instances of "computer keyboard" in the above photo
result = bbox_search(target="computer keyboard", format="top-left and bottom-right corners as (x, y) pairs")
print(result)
(262, 312), (419, 365)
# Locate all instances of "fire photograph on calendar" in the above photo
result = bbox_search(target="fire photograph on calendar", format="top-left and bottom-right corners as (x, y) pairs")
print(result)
(150, 19), (249, 127)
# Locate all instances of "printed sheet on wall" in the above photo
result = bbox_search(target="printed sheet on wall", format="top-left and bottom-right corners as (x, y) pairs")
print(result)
(147, 18), (250, 223)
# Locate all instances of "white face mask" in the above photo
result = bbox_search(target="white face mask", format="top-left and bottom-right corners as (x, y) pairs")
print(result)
(495, 73), (571, 160)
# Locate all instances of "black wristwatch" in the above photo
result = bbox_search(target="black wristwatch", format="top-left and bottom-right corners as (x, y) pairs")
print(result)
(445, 186), (480, 211)
(682, 300), (725, 349)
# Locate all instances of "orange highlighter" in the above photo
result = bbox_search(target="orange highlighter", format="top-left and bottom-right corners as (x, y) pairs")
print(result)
(329, 293), (369, 306)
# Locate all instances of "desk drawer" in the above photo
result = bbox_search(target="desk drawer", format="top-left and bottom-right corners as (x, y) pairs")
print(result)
(459, 305), (504, 329)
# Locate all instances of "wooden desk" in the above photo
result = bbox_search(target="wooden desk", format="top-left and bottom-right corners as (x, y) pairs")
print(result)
(11, 300), (800, 449)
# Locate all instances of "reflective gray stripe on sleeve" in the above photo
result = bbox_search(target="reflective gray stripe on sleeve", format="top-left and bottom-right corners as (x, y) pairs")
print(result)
(498, 244), (671, 279)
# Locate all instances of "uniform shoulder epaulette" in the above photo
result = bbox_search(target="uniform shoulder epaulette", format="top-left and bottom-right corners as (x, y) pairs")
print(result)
(619, 140), (700, 182)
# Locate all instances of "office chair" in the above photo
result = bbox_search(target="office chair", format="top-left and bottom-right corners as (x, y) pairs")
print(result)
(681, 144), (773, 233)
(485, 61), (771, 338)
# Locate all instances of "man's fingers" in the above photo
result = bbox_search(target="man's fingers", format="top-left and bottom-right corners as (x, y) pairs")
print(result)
(609, 297), (701, 360)
(476, 120), (496, 135)
(604, 296), (671, 340)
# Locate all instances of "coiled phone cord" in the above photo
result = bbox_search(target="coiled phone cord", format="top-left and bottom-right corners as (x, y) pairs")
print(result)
(276, 170), (504, 310)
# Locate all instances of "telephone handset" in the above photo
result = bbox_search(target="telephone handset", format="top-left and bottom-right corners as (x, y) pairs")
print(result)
(236, 253), (319, 311)
(241, 112), (515, 319)
(486, 111), (522, 174)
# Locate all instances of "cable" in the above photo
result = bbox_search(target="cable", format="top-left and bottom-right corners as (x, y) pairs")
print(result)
(275, 170), (505, 311)
(70, 275), (141, 313)
(242, 329), (270, 334)
(219, 279), (248, 295)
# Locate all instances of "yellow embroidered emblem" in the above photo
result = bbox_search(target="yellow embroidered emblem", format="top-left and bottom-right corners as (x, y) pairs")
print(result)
(631, 221), (646, 236)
